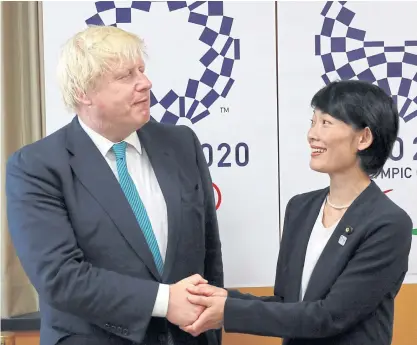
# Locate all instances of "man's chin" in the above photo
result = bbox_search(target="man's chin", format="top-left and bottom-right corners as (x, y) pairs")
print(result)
(133, 106), (150, 117)
(142, 111), (151, 123)
(133, 109), (151, 128)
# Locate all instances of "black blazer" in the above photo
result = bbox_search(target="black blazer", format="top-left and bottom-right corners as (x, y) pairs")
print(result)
(223, 181), (412, 345)
(6, 117), (224, 345)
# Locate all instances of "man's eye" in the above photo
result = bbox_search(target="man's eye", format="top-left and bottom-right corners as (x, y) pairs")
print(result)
(118, 71), (131, 79)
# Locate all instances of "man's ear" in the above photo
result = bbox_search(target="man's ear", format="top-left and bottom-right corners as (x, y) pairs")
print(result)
(77, 90), (92, 107)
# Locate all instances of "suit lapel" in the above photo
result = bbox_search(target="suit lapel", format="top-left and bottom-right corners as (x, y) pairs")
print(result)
(285, 190), (328, 302)
(303, 181), (380, 301)
(137, 123), (181, 283)
(66, 117), (161, 280)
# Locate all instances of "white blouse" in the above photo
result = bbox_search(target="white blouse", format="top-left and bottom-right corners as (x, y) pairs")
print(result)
(300, 199), (340, 301)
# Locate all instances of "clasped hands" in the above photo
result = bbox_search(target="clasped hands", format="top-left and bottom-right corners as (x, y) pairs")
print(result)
(166, 274), (227, 337)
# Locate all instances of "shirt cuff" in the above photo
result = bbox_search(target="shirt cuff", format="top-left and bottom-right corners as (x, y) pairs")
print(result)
(151, 283), (170, 317)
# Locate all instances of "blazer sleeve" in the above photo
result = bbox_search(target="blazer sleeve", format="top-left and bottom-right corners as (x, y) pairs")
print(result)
(226, 195), (298, 302)
(6, 150), (159, 344)
(190, 128), (224, 344)
(223, 210), (412, 339)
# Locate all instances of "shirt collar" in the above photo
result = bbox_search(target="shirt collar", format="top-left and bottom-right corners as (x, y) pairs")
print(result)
(78, 117), (142, 156)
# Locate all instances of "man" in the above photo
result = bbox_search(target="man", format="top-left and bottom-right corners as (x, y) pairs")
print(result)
(6, 25), (223, 345)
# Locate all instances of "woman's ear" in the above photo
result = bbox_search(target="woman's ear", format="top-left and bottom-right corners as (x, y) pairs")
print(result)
(357, 127), (373, 151)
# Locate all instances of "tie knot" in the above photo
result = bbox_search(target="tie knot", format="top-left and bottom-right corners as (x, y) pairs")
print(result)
(112, 141), (127, 160)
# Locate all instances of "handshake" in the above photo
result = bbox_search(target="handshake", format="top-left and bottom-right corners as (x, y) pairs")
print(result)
(166, 274), (227, 337)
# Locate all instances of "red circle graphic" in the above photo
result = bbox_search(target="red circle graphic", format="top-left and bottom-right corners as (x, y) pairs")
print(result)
(213, 183), (222, 210)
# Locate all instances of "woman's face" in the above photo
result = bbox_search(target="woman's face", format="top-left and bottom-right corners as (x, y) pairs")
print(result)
(307, 109), (372, 175)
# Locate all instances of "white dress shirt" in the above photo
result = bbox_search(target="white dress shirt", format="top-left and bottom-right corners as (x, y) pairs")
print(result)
(300, 199), (339, 301)
(79, 118), (170, 317)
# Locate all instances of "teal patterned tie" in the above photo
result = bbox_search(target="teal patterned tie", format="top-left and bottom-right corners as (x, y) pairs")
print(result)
(112, 142), (164, 275)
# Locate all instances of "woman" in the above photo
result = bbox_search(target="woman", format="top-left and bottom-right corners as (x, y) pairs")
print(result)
(183, 80), (413, 345)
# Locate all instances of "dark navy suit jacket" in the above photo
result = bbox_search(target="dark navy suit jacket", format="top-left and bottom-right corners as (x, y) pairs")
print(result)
(6, 117), (224, 345)
(224, 181), (412, 345)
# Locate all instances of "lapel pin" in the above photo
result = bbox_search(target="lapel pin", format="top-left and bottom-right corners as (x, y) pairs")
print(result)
(338, 234), (347, 246)
(345, 226), (354, 235)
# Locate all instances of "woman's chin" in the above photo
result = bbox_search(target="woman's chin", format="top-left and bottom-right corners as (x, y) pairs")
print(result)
(309, 161), (329, 174)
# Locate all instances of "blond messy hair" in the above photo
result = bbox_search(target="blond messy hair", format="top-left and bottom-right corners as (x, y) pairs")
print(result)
(57, 25), (146, 111)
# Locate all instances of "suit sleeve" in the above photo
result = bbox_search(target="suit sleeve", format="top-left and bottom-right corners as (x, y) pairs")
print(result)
(223, 211), (412, 338)
(189, 128), (224, 344)
(6, 150), (159, 344)
(226, 196), (298, 302)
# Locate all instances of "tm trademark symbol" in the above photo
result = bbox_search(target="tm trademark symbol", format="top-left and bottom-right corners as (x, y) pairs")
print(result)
(220, 107), (230, 114)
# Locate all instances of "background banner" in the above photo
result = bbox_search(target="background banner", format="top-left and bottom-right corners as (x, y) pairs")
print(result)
(42, 1), (279, 288)
(277, 1), (417, 283)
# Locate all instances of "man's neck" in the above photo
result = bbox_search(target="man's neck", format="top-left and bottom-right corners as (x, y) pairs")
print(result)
(78, 113), (133, 143)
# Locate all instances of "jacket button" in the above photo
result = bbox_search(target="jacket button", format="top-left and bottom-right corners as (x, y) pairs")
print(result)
(104, 323), (110, 328)
(117, 326), (122, 333)
(123, 328), (129, 336)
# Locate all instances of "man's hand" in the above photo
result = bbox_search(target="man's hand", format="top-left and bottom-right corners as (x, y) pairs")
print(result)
(166, 274), (208, 327)
(187, 283), (228, 298)
(181, 295), (226, 337)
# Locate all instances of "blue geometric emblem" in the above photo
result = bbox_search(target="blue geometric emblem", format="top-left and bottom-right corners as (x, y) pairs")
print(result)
(316, 1), (417, 123)
(86, 1), (240, 125)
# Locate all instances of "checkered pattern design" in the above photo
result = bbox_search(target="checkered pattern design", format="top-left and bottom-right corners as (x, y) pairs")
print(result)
(85, 1), (240, 125)
(315, 1), (417, 123)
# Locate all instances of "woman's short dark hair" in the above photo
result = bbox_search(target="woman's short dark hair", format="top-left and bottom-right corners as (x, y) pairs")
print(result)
(311, 79), (399, 178)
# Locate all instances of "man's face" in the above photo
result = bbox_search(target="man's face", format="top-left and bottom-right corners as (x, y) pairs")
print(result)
(85, 56), (152, 134)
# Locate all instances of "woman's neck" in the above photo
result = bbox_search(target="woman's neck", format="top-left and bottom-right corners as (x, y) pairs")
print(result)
(328, 167), (371, 207)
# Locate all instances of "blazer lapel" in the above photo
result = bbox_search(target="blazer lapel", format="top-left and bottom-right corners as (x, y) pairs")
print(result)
(303, 181), (380, 301)
(285, 190), (328, 302)
(137, 123), (181, 283)
(66, 117), (161, 280)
